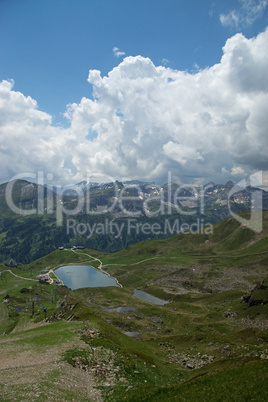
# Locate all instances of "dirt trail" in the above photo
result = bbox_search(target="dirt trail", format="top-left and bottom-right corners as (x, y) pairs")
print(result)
(0, 269), (37, 282)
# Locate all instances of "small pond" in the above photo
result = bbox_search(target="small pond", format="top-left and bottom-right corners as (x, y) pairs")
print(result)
(134, 289), (169, 305)
(103, 307), (136, 313)
(54, 265), (119, 290)
(122, 331), (141, 338)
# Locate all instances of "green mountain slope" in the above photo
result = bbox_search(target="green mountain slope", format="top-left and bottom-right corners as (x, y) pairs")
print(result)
(1, 179), (267, 265)
(0, 212), (268, 400)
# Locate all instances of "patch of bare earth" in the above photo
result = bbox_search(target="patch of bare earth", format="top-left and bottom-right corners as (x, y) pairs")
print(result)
(0, 325), (102, 401)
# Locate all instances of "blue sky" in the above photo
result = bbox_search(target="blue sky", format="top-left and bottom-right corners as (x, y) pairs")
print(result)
(1, 0), (267, 121)
(0, 0), (268, 185)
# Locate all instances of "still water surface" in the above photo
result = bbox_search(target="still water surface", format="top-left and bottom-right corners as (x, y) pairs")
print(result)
(133, 289), (169, 305)
(103, 307), (136, 313)
(55, 265), (119, 290)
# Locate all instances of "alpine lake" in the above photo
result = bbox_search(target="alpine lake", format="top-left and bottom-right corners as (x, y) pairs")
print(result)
(54, 265), (119, 290)
(54, 265), (168, 305)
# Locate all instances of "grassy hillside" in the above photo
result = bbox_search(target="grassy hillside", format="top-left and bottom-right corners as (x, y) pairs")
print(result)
(0, 212), (268, 400)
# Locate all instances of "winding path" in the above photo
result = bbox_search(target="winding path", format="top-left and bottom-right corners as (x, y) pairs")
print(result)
(0, 270), (37, 282)
(105, 256), (158, 267)
(0, 250), (159, 288)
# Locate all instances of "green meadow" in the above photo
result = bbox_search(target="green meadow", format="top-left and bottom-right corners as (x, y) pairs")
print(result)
(0, 212), (268, 400)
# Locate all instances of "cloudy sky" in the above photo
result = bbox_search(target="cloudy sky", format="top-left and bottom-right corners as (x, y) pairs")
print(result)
(0, 0), (267, 186)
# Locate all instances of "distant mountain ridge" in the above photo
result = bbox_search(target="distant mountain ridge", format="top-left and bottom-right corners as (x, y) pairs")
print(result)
(0, 178), (267, 264)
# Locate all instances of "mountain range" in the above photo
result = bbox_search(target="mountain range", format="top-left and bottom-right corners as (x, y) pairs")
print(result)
(0, 178), (267, 264)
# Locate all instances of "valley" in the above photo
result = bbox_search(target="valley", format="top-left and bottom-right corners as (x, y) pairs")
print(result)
(0, 212), (268, 400)
(2, 4), (268, 400)
(1, 178), (268, 266)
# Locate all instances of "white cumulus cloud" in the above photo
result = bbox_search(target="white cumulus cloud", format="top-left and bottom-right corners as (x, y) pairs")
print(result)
(1, 28), (268, 185)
